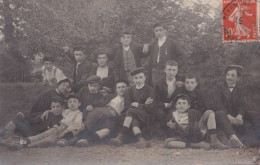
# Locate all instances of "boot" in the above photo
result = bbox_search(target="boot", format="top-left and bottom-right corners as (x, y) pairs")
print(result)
(135, 137), (151, 148)
(190, 141), (210, 150)
(75, 139), (89, 147)
(164, 140), (186, 149)
(110, 133), (125, 146)
(230, 135), (245, 149)
(209, 134), (229, 150)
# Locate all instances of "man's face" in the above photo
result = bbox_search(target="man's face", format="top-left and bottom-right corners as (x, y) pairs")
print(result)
(154, 26), (166, 39)
(57, 82), (70, 96)
(185, 78), (198, 92)
(88, 83), (100, 93)
(116, 82), (127, 97)
(51, 102), (63, 115)
(175, 99), (190, 113)
(133, 72), (146, 87)
(68, 98), (81, 111)
(44, 61), (54, 71)
(120, 34), (132, 46)
(164, 65), (178, 79)
(74, 50), (86, 63)
(97, 54), (108, 66)
(226, 69), (240, 86)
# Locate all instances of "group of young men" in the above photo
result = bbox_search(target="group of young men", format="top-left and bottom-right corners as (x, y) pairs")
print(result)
(0, 23), (260, 151)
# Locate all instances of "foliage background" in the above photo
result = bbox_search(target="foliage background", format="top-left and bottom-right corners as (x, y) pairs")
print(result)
(0, 0), (259, 111)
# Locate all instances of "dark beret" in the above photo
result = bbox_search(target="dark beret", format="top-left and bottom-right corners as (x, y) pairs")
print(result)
(130, 67), (146, 76)
(87, 75), (101, 84)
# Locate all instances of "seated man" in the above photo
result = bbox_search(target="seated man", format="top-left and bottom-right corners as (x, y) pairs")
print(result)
(0, 78), (71, 140)
(183, 73), (228, 149)
(74, 79), (128, 146)
(164, 94), (227, 150)
(110, 67), (155, 148)
(213, 65), (260, 148)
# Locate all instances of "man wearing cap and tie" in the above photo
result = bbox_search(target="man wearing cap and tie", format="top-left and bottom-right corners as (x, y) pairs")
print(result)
(214, 65), (260, 148)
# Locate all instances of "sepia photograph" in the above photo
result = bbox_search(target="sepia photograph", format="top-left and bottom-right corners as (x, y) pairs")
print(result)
(0, 0), (260, 164)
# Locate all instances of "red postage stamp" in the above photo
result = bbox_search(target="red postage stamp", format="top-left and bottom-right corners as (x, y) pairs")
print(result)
(222, 0), (259, 42)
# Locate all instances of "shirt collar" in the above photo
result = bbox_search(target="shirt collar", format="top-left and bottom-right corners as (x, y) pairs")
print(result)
(166, 77), (176, 84)
(136, 83), (145, 89)
(123, 46), (130, 51)
(158, 35), (167, 45)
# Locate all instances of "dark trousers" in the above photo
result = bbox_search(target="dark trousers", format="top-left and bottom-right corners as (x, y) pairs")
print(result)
(215, 110), (260, 139)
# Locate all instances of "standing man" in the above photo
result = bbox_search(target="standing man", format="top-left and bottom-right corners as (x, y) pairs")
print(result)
(113, 30), (148, 85)
(144, 23), (184, 85)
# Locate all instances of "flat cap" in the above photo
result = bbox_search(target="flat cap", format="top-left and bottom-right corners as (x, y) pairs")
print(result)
(87, 75), (101, 84)
(130, 67), (146, 76)
(57, 77), (71, 86)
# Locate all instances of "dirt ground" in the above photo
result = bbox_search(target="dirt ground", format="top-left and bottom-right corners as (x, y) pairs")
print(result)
(0, 140), (259, 165)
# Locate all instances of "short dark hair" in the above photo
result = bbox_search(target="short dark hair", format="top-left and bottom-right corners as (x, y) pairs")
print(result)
(73, 46), (86, 53)
(115, 79), (129, 87)
(120, 29), (132, 37)
(68, 94), (81, 103)
(185, 73), (198, 82)
(153, 23), (165, 29)
(51, 96), (64, 106)
(174, 94), (191, 105)
(165, 60), (178, 68)
(43, 56), (54, 63)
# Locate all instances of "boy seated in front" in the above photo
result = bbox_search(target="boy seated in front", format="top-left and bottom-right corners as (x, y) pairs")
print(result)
(110, 67), (155, 148)
(15, 94), (84, 149)
(164, 94), (228, 150)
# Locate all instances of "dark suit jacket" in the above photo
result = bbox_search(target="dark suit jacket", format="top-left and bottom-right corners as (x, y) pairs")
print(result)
(73, 60), (93, 92)
(92, 65), (115, 90)
(154, 75), (185, 109)
(213, 82), (246, 117)
(183, 87), (208, 114)
(148, 37), (183, 70)
(113, 43), (148, 81)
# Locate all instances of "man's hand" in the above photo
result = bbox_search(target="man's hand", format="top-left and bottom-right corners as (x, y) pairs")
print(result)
(145, 97), (153, 105)
(165, 102), (172, 108)
(131, 102), (139, 108)
(235, 114), (243, 126)
(40, 110), (51, 121)
(86, 105), (94, 112)
(167, 121), (176, 129)
(176, 81), (184, 88)
(227, 115), (238, 125)
(142, 44), (149, 54)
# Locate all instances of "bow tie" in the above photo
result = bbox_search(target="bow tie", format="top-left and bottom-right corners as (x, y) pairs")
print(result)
(228, 85), (235, 89)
